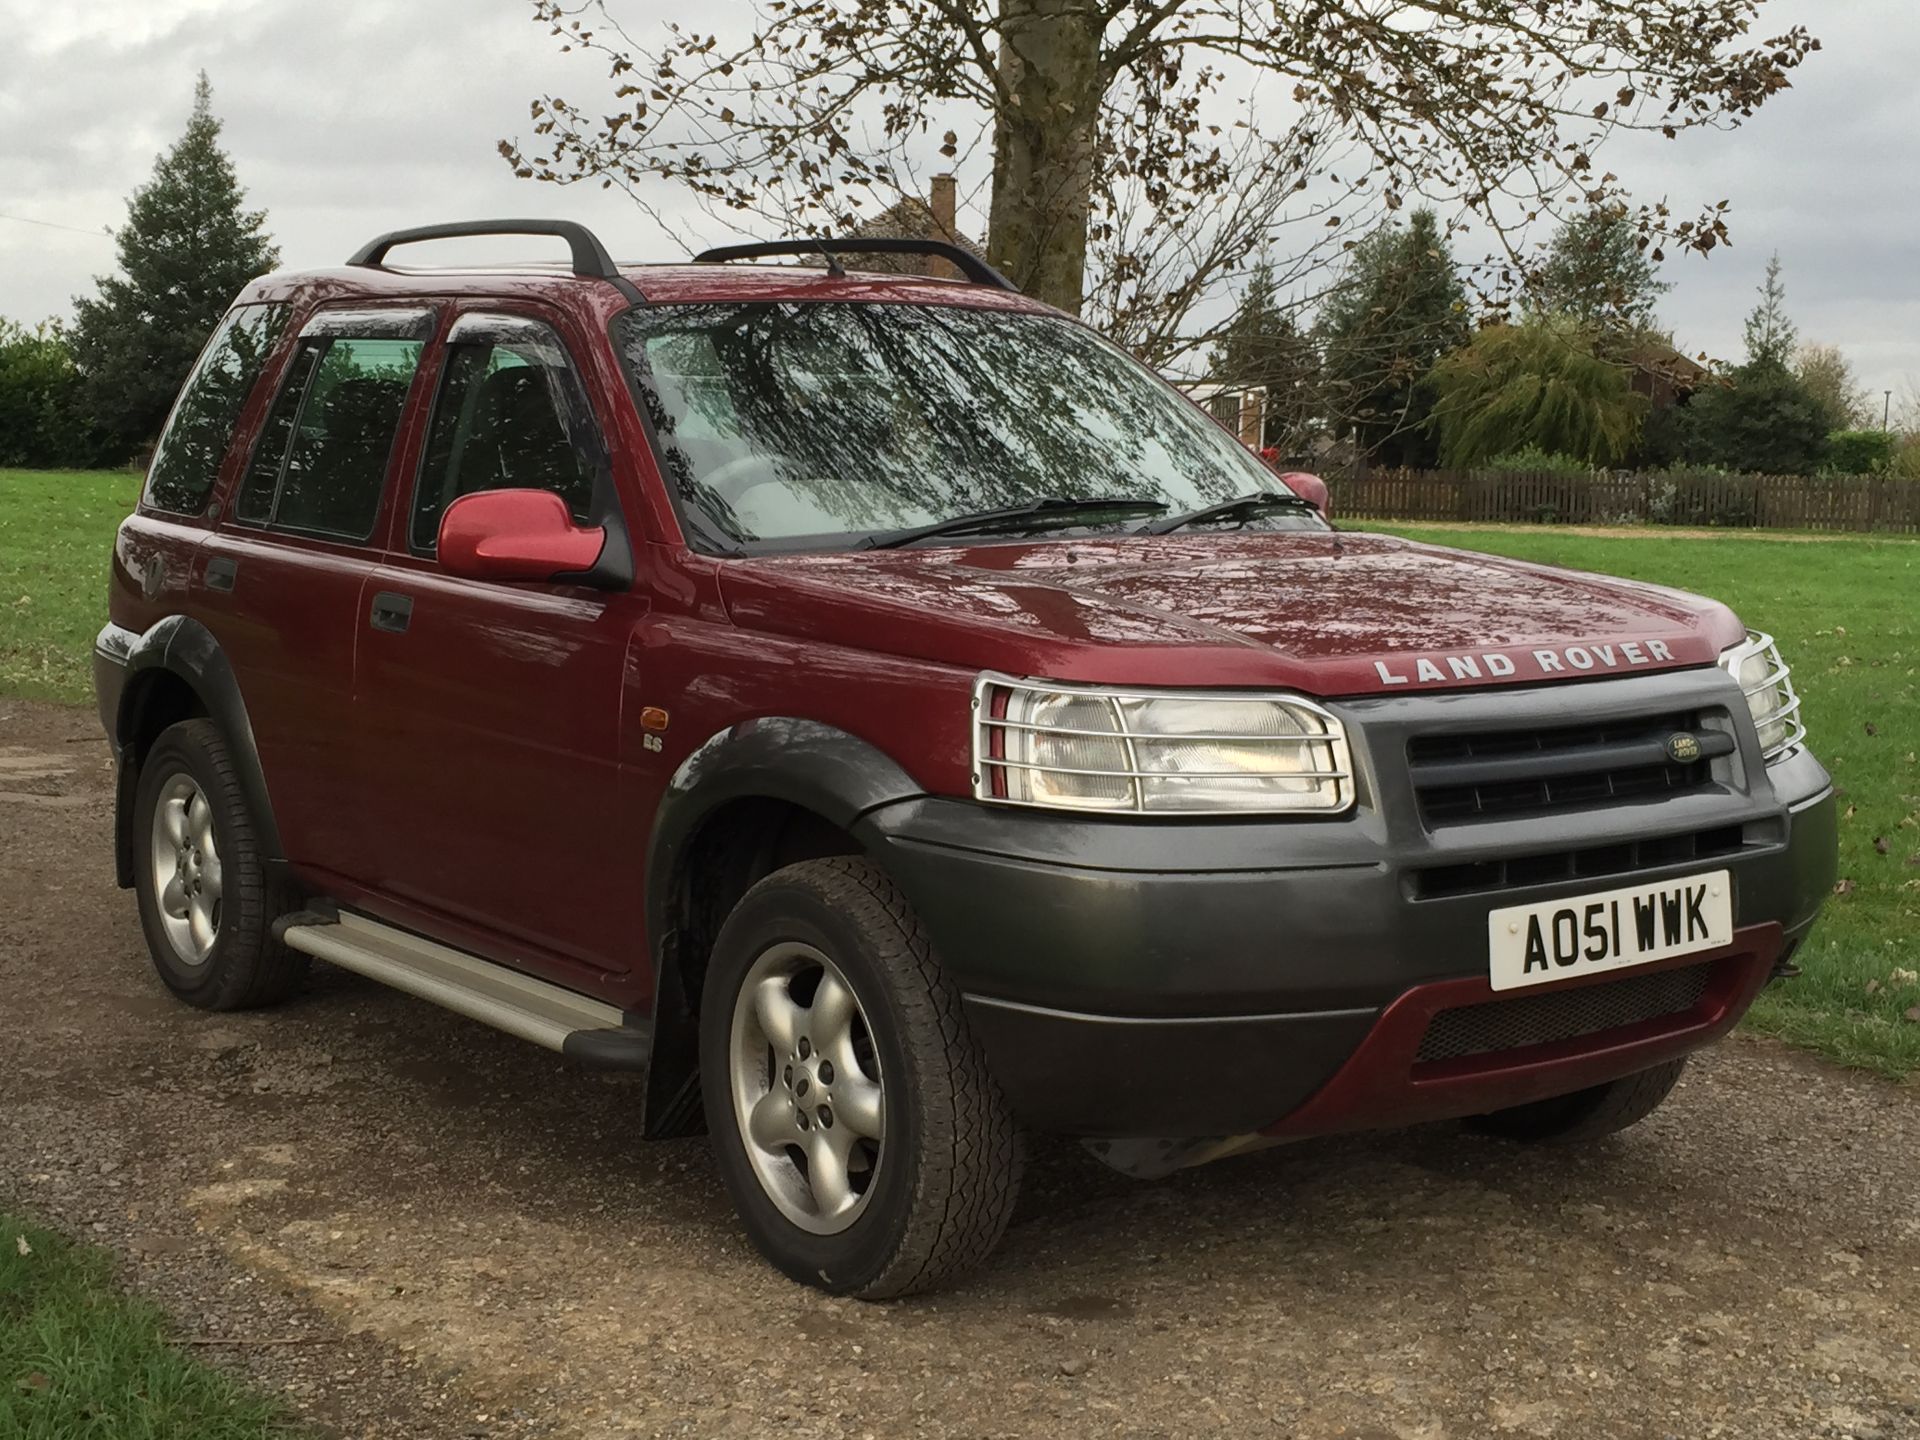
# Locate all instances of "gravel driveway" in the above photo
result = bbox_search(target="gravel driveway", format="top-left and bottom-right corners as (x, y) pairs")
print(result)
(3, 696), (1917, 1440)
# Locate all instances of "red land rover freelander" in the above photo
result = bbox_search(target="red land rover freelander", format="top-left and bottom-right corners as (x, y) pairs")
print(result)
(95, 222), (1838, 1298)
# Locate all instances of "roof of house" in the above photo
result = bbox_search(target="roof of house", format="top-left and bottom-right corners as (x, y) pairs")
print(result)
(847, 198), (987, 274)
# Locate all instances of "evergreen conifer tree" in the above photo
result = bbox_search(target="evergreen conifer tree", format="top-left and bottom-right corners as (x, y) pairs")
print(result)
(70, 74), (278, 455)
(1318, 210), (1469, 467)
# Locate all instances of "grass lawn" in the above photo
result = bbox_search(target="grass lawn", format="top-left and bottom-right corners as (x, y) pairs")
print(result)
(0, 1215), (305, 1439)
(0, 469), (141, 705)
(1369, 523), (1920, 1079)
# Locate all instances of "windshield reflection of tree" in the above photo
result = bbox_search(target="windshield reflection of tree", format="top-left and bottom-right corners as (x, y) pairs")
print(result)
(622, 303), (1269, 546)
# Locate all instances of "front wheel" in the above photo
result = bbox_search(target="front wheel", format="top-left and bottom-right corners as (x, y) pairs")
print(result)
(699, 857), (1022, 1298)
(1468, 1057), (1689, 1144)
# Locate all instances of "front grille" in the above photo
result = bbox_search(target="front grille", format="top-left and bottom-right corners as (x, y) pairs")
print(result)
(1412, 824), (1752, 900)
(1415, 964), (1714, 1065)
(1408, 711), (1725, 825)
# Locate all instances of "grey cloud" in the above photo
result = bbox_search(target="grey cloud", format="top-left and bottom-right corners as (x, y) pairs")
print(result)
(2, 0), (1914, 394)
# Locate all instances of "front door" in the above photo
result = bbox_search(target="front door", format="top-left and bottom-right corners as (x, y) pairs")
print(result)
(352, 310), (639, 978)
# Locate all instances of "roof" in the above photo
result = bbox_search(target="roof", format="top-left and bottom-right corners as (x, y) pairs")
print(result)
(239, 261), (1049, 318)
(846, 198), (987, 273)
(1628, 343), (1710, 382)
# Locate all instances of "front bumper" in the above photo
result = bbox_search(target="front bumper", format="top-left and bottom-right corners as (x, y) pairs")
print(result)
(863, 682), (1837, 1150)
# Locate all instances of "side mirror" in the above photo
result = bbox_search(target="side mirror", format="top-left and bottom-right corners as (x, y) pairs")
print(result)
(437, 489), (607, 583)
(1276, 470), (1332, 519)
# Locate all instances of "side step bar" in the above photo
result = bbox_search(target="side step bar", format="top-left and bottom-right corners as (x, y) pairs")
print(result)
(277, 910), (651, 1069)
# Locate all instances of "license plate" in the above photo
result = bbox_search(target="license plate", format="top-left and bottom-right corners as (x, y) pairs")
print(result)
(1487, 871), (1732, 993)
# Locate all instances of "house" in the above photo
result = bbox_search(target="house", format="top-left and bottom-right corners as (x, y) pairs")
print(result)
(1628, 343), (1709, 411)
(847, 174), (986, 280)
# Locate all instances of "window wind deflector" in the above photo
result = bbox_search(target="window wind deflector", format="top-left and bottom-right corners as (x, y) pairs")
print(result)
(300, 307), (438, 341)
(1138, 490), (1320, 536)
(859, 496), (1169, 551)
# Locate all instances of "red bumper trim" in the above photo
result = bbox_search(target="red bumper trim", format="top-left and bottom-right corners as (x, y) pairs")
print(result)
(1260, 921), (1784, 1140)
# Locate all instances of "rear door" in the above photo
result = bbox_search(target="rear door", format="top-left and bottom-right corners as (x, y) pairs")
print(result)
(116, 302), (291, 645)
(353, 308), (637, 978)
(196, 306), (435, 877)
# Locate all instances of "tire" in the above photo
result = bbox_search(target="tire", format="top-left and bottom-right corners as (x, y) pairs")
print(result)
(1468, 1057), (1689, 1144)
(131, 718), (307, 1011)
(699, 856), (1023, 1299)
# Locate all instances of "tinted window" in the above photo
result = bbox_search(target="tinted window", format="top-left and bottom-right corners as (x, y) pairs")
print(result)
(145, 303), (289, 515)
(411, 317), (599, 551)
(235, 343), (320, 525)
(613, 303), (1314, 551)
(235, 337), (422, 540)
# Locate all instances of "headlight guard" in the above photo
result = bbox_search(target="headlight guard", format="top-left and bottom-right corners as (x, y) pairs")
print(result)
(1717, 631), (1805, 764)
(971, 673), (1355, 816)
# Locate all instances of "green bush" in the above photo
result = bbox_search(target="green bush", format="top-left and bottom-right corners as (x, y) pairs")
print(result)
(1646, 467), (1760, 527)
(0, 320), (116, 468)
(1483, 447), (1598, 476)
(1682, 359), (1830, 475)
(1634, 402), (1689, 469)
(1824, 429), (1898, 475)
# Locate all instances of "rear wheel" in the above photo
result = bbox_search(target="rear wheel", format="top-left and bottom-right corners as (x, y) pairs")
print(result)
(132, 719), (307, 1011)
(700, 857), (1022, 1298)
(1468, 1057), (1689, 1144)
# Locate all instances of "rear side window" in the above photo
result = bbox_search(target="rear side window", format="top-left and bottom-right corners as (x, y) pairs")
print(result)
(235, 309), (431, 542)
(410, 314), (600, 552)
(144, 303), (289, 515)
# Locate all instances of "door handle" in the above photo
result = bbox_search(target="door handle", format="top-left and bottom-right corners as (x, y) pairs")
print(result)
(205, 556), (238, 592)
(369, 591), (413, 634)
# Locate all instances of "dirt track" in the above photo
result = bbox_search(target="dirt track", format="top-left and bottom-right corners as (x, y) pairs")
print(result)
(3, 695), (1918, 1440)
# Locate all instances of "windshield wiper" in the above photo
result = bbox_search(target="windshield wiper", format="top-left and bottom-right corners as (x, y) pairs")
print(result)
(859, 496), (1169, 550)
(1138, 490), (1320, 536)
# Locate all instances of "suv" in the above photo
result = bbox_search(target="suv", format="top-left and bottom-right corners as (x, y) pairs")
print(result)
(96, 221), (1837, 1298)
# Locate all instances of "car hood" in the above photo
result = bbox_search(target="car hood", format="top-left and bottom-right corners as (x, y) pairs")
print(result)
(715, 531), (1746, 696)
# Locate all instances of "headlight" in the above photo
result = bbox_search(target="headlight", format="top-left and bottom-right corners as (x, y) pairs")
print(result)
(1717, 631), (1805, 763)
(971, 674), (1354, 815)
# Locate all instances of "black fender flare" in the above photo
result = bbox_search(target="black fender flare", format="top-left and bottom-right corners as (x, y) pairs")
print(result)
(111, 615), (283, 880)
(644, 717), (926, 949)
(639, 718), (926, 1136)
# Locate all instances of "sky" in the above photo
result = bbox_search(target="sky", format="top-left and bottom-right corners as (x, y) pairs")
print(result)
(2, 0), (1916, 410)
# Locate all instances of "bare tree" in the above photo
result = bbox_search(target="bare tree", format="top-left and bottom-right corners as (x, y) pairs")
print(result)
(1794, 343), (1871, 431)
(505, 0), (1817, 353)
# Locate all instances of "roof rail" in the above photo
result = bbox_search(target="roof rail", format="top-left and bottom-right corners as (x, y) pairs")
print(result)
(348, 221), (643, 302)
(692, 237), (1017, 293)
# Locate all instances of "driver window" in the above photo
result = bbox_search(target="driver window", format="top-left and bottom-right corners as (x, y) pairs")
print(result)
(411, 315), (600, 552)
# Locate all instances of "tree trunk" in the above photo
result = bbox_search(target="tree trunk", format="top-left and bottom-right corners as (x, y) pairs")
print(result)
(988, 0), (1100, 314)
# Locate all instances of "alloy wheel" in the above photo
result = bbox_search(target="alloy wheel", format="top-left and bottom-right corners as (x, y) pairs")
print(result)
(149, 771), (222, 965)
(728, 941), (886, 1234)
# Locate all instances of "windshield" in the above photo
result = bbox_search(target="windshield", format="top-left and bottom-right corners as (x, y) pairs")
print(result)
(612, 302), (1325, 552)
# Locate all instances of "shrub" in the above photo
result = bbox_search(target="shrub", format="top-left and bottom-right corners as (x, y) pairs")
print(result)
(0, 320), (115, 468)
(1647, 466), (1760, 527)
(1483, 447), (1598, 476)
(1682, 359), (1830, 475)
(1824, 429), (1898, 475)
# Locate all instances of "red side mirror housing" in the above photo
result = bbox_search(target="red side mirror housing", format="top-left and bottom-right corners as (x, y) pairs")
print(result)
(437, 489), (607, 583)
(1277, 470), (1332, 519)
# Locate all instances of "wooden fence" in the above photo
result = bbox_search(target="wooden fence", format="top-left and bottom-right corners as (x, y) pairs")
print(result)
(1332, 468), (1920, 534)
